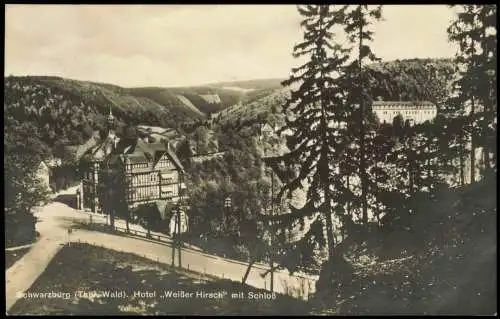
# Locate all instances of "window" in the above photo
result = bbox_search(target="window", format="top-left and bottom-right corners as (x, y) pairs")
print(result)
(162, 190), (173, 198)
(162, 177), (173, 184)
(157, 158), (170, 168)
(161, 173), (175, 184)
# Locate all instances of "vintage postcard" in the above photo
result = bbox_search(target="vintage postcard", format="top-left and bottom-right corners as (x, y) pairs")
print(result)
(5, 4), (497, 316)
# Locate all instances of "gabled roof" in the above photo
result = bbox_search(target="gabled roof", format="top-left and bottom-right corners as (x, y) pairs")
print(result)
(38, 161), (49, 171)
(166, 148), (184, 173)
(261, 123), (275, 131)
(45, 158), (62, 167)
(76, 133), (100, 161)
(88, 135), (120, 161)
(77, 129), (184, 173)
(137, 125), (168, 135)
(78, 130), (122, 162)
(124, 139), (184, 172)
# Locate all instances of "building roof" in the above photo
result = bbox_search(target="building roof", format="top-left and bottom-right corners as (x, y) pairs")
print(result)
(165, 146), (184, 173)
(84, 135), (120, 162)
(137, 125), (169, 135)
(372, 101), (435, 108)
(76, 133), (101, 161)
(260, 123), (275, 132)
(38, 161), (49, 171)
(77, 129), (122, 162)
(78, 128), (184, 173)
(45, 158), (62, 167)
(123, 139), (184, 172)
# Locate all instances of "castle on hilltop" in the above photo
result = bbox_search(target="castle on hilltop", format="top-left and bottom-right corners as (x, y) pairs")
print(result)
(372, 100), (437, 125)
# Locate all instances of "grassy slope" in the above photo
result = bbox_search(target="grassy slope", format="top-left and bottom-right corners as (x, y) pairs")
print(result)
(9, 243), (311, 316)
(312, 176), (497, 315)
(206, 78), (284, 90)
(126, 86), (246, 117)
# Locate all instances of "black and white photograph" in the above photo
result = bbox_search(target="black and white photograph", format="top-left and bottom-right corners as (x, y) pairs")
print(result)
(4, 4), (497, 316)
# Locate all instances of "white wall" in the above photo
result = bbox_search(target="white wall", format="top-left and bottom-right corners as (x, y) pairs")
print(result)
(373, 103), (437, 124)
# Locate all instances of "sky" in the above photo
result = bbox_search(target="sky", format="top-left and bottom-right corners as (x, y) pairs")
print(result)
(5, 5), (459, 88)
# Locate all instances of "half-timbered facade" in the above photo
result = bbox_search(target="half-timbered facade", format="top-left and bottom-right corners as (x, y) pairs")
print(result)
(77, 108), (186, 217)
(117, 139), (185, 208)
(79, 108), (120, 213)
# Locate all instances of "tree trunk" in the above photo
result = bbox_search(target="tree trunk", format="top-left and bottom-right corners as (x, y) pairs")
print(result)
(470, 97), (476, 183)
(481, 23), (492, 174)
(324, 206), (336, 261)
(242, 258), (256, 285)
(427, 140), (432, 185)
(269, 171), (275, 292)
(346, 175), (351, 219)
(171, 236), (175, 267)
(409, 152), (415, 196)
(177, 209), (182, 268)
(126, 211), (130, 233)
(459, 130), (465, 186)
(482, 103), (491, 175)
(359, 18), (368, 225)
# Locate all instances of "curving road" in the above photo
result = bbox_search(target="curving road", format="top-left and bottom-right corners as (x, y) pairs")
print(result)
(6, 201), (317, 312)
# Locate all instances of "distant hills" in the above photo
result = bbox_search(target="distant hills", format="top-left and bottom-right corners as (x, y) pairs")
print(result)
(214, 58), (456, 129)
(206, 78), (285, 90)
(4, 57), (456, 154)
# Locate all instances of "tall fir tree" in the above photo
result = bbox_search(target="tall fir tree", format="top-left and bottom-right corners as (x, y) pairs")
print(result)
(448, 5), (497, 181)
(262, 4), (357, 272)
(262, 5), (351, 269)
(340, 5), (383, 225)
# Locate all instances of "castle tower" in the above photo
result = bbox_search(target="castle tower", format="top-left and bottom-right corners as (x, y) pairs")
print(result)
(106, 107), (118, 152)
(107, 106), (116, 137)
